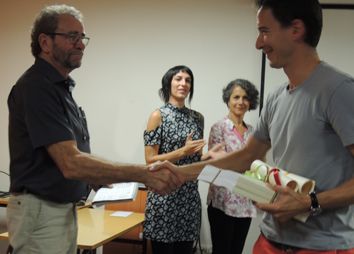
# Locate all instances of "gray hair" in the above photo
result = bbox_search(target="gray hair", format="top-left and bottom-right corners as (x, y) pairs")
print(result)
(31, 4), (84, 57)
(222, 79), (259, 111)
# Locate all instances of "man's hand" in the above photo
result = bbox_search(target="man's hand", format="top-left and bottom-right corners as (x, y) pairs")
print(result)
(144, 161), (183, 195)
(149, 160), (185, 182)
(255, 184), (311, 223)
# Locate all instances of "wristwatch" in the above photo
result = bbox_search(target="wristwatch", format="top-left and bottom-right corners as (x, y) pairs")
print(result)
(308, 191), (322, 216)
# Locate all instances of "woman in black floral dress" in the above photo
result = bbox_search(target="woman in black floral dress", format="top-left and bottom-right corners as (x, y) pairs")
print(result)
(143, 65), (206, 254)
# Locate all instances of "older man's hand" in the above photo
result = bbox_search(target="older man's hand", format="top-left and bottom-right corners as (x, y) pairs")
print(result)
(144, 161), (184, 195)
(145, 160), (185, 195)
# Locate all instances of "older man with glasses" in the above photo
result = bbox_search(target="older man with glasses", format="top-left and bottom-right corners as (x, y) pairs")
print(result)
(6, 5), (181, 254)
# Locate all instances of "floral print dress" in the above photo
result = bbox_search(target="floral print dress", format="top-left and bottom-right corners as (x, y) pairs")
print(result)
(206, 116), (257, 218)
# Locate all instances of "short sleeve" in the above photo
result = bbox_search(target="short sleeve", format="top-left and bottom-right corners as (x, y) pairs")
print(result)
(208, 121), (225, 150)
(327, 79), (354, 146)
(144, 125), (162, 146)
(252, 93), (271, 142)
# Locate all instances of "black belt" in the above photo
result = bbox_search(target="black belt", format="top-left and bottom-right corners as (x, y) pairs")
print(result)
(11, 190), (76, 205)
(11, 189), (32, 196)
(263, 232), (303, 252)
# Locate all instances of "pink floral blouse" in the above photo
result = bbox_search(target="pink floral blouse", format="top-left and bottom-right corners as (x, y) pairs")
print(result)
(206, 116), (257, 218)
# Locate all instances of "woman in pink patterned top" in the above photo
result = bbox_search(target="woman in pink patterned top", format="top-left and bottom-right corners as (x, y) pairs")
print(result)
(205, 79), (260, 254)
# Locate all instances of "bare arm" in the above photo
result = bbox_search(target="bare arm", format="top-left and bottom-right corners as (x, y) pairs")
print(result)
(145, 110), (205, 164)
(46, 140), (181, 195)
(255, 144), (354, 222)
(152, 135), (271, 182)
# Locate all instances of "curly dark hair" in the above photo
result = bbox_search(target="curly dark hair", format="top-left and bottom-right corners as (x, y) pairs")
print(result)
(159, 65), (194, 104)
(222, 79), (259, 111)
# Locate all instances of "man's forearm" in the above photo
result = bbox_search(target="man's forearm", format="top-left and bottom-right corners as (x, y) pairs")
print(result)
(317, 177), (354, 210)
(46, 140), (148, 184)
(65, 152), (148, 184)
(63, 152), (181, 195)
(181, 139), (268, 182)
(180, 148), (256, 182)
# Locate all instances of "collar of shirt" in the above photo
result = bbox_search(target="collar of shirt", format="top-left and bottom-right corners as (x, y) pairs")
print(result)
(35, 57), (76, 92)
(224, 116), (235, 131)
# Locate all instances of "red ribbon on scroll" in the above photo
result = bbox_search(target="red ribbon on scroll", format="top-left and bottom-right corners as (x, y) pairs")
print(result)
(266, 168), (282, 186)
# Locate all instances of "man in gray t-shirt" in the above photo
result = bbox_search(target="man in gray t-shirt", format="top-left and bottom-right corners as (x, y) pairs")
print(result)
(251, 0), (354, 251)
(154, 0), (354, 252)
(253, 61), (354, 251)
(247, 0), (354, 252)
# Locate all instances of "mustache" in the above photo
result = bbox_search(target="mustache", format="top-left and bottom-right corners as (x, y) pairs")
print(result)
(68, 50), (84, 56)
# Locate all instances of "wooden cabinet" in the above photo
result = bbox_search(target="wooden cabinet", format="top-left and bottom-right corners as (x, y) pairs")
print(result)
(103, 189), (152, 254)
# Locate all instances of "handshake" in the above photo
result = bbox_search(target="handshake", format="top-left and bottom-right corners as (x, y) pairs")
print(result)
(145, 142), (226, 195)
(144, 160), (190, 196)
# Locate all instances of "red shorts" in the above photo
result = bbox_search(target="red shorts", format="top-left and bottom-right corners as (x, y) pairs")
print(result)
(253, 233), (354, 254)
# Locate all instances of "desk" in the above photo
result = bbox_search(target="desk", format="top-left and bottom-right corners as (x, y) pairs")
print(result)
(77, 208), (145, 252)
(104, 189), (148, 254)
(0, 208), (145, 254)
(0, 197), (9, 208)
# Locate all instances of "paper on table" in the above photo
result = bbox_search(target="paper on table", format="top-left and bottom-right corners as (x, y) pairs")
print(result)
(110, 211), (134, 217)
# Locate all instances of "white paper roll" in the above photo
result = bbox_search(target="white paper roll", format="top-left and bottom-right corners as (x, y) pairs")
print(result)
(250, 160), (314, 195)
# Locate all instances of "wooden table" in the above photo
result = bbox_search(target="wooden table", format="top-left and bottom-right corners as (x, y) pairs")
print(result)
(0, 197), (9, 208)
(0, 208), (145, 254)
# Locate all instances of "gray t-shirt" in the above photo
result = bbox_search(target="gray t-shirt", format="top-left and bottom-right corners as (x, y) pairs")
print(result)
(253, 61), (354, 250)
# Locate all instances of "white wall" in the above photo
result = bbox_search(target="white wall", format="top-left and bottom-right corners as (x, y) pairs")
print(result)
(0, 1), (353, 254)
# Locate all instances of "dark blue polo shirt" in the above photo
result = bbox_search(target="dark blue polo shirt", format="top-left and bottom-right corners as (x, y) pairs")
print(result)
(8, 57), (90, 203)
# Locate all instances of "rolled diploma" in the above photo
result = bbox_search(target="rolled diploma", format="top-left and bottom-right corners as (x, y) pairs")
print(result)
(279, 170), (315, 196)
(250, 160), (299, 192)
(250, 160), (270, 180)
(268, 171), (299, 192)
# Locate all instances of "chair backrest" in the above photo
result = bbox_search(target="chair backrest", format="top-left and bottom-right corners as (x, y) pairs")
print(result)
(6, 245), (13, 254)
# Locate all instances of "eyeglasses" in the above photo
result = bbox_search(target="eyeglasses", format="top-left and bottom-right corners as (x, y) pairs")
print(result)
(47, 33), (90, 46)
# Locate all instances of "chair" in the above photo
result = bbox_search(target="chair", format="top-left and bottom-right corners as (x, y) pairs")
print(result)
(6, 245), (13, 254)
